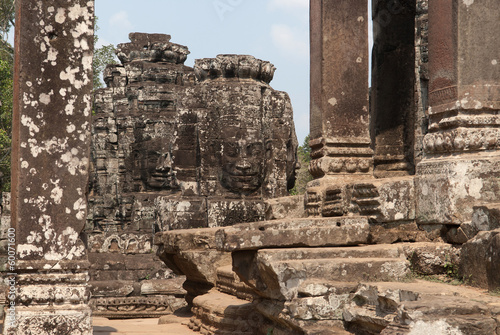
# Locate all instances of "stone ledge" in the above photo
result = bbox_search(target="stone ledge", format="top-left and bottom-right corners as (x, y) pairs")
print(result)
(215, 216), (370, 251)
(194, 55), (276, 84)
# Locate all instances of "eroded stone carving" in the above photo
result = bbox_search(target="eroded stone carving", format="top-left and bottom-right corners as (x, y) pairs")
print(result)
(152, 1), (500, 334)
(87, 33), (297, 317)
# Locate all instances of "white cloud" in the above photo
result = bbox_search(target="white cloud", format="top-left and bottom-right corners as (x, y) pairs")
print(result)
(268, 0), (308, 11)
(96, 37), (112, 49)
(109, 10), (133, 31)
(270, 24), (308, 60)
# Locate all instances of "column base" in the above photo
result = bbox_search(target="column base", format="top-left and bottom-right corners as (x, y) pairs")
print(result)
(305, 175), (415, 223)
(416, 153), (500, 225)
(4, 305), (92, 335)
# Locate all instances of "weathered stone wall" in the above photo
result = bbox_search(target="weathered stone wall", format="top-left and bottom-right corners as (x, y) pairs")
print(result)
(153, 2), (500, 334)
(416, 0), (500, 226)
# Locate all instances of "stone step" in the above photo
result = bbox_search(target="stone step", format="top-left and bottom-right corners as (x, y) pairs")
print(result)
(215, 265), (255, 301)
(280, 280), (500, 335)
(188, 290), (261, 335)
(233, 247), (410, 301)
(231, 244), (414, 301)
(242, 243), (407, 263)
(215, 216), (370, 251)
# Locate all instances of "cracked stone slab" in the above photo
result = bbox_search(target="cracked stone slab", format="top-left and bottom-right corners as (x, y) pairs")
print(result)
(215, 217), (370, 251)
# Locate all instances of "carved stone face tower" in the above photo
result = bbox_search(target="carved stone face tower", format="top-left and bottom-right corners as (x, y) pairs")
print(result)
(86, 36), (298, 317)
(194, 54), (297, 200)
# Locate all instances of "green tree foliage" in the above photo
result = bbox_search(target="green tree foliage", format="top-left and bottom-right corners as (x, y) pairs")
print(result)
(0, 0), (13, 191)
(0, 0), (14, 62)
(0, 58), (12, 191)
(93, 17), (117, 90)
(289, 135), (313, 195)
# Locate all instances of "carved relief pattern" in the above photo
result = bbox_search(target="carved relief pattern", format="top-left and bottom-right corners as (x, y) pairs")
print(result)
(87, 33), (297, 316)
(90, 296), (186, 316)
(423, 127), (500, 154)
(87, 233), (152, 254)
(351, 184), (382, 217)
(309, 137), (373, 177)
(12, 312), (92, 335)
(309, 157), (372, 177)
(194, 55), (276, 83)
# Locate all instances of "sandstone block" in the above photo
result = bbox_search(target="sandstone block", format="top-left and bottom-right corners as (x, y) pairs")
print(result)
(189, 290), (261, 335)
(233, 244), (410, 301)
(140, 277), (187, 296)
(417, 156), (500, 225)
(459, 228), (500, 290)
(265, 195), (306, 220)
(90, 281), (135, 298)
(216, 217), (370, 251)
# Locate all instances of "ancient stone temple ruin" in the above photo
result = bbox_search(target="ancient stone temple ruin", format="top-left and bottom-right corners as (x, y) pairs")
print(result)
(2, 0), (500, 334)
(86, 33), (298, 316)
(153, 0), (500, 334)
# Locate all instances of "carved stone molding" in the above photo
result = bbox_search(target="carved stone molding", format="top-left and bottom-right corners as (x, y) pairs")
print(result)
(194, 55), (276, 83)
(116, 33), (189, 64)
(423, 127), (500, 154)
(90, 295), (186, 319)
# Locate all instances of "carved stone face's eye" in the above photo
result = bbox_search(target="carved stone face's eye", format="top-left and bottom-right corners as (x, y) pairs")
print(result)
(248, 143), (263, 156)
(147, 151), (160, 165)
(225, 143), (239, 157)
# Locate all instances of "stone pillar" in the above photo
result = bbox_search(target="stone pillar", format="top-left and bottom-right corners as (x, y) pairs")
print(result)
(416, 0), (500, 225)
(307, 0), (371, 216)
(309, 0), (371, 181)
(6, 0), (94, 333)
(371, 0), (416, 177)
(414, 0), (429, 167)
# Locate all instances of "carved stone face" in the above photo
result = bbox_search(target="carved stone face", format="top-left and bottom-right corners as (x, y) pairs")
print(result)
(133, 137), (177, 191)
(220, 127), (266, 194)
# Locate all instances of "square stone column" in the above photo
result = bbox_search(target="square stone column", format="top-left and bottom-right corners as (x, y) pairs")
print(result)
(309, 0), (371, 180)
(416, 0), (500, 225)
(5, 0), (94, 333)
(307, 0), (372, 217)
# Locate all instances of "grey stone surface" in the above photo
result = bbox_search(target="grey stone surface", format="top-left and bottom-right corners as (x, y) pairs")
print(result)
(460, 228), (500, 290)
(216, 217), (370, 251)
(89, 33), (298, 316)
(416, 0), (500, 226)
(232, 244), (410, 301)
(305, 177), (415, 222)
(8, 0), (95, 333)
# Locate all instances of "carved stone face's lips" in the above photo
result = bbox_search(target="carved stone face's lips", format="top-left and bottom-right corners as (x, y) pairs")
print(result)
(146, 173), (173, 189)
(233, 176), (257, 184)
(151, 173), (172, 180)
(226, 171), (258, 177)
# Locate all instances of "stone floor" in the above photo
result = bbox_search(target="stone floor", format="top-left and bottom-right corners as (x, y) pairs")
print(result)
(93, 315), (197, 335)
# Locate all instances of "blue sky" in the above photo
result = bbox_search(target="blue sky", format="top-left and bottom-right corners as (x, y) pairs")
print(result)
(95, 0), (312, 143)
(8, 0), (373, 144)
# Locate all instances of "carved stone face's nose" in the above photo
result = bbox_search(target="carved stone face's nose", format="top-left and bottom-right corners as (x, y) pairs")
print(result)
(156, 153), (172, 172)
(236, 159), (251, 172)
